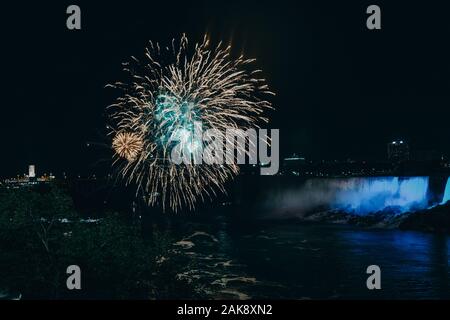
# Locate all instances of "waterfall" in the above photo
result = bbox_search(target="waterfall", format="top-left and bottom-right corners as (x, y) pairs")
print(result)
(332, 177), (430, 215)
(261, 176), (431, 216)
(442, 177), (450, 205)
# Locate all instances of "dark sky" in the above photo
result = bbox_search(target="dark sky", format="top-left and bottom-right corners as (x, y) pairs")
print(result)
(1, 0), (449, 177)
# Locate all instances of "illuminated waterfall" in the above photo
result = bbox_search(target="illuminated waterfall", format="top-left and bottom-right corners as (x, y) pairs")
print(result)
(261, 176), (433, 216)
(442, 177), (450, 205)
(332, 177), (430, 215)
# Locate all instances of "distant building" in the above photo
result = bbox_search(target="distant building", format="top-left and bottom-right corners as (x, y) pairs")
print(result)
(282, 154), (306, 175)
(28, 165), (36, 178)
(387, 140), (409, 162)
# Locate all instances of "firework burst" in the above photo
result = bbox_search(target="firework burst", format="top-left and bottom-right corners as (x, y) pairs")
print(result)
(107, 34), (274, 211)
(112, 132), (144, 161)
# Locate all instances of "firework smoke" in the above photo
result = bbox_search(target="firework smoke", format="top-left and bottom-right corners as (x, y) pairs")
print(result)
(107, 34), (274, 211)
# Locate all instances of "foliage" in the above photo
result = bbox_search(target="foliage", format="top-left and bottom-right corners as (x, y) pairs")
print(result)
(0, 184), (200, 299)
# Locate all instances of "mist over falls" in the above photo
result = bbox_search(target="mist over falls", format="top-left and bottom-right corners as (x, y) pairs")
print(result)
(255, 176), (450, 217)
(333, 177), (430, 214)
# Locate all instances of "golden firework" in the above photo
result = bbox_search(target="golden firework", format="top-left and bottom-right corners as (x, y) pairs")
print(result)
(112, 132), (143, 161)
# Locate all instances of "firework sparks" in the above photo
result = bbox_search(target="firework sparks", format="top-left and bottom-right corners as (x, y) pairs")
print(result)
(112, 132), (144, 161)
(107, 34), (274, 211)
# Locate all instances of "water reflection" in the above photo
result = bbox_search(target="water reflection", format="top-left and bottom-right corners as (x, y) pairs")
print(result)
(175, 218), (450, 299)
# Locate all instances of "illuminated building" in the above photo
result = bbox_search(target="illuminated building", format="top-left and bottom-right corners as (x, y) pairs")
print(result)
(28, 165), (36, 178)
(387, 140), (409, 162)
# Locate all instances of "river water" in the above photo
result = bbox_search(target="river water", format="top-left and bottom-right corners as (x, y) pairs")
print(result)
(172, 214), (450, 299)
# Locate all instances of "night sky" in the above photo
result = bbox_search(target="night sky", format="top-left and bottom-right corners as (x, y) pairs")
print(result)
(1, 1), (449, 177)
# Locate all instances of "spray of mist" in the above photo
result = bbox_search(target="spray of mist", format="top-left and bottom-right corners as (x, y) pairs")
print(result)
(261, 176), (431, 217)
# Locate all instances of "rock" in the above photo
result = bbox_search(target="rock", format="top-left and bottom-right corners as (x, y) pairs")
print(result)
(399, 203), (450, 233)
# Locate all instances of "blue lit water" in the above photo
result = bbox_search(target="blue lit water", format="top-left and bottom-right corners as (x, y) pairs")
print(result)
(333, 177), (429, 214)
(442, 177), (450, 205)
(175, 217), (450, 299)
(258, 176), (432, 217)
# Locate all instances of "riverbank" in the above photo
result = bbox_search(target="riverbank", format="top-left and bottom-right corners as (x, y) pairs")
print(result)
(269, 202), (450, 234)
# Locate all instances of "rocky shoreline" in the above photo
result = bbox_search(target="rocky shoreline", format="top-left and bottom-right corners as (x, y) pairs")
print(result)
(296, 202), (450, 234)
